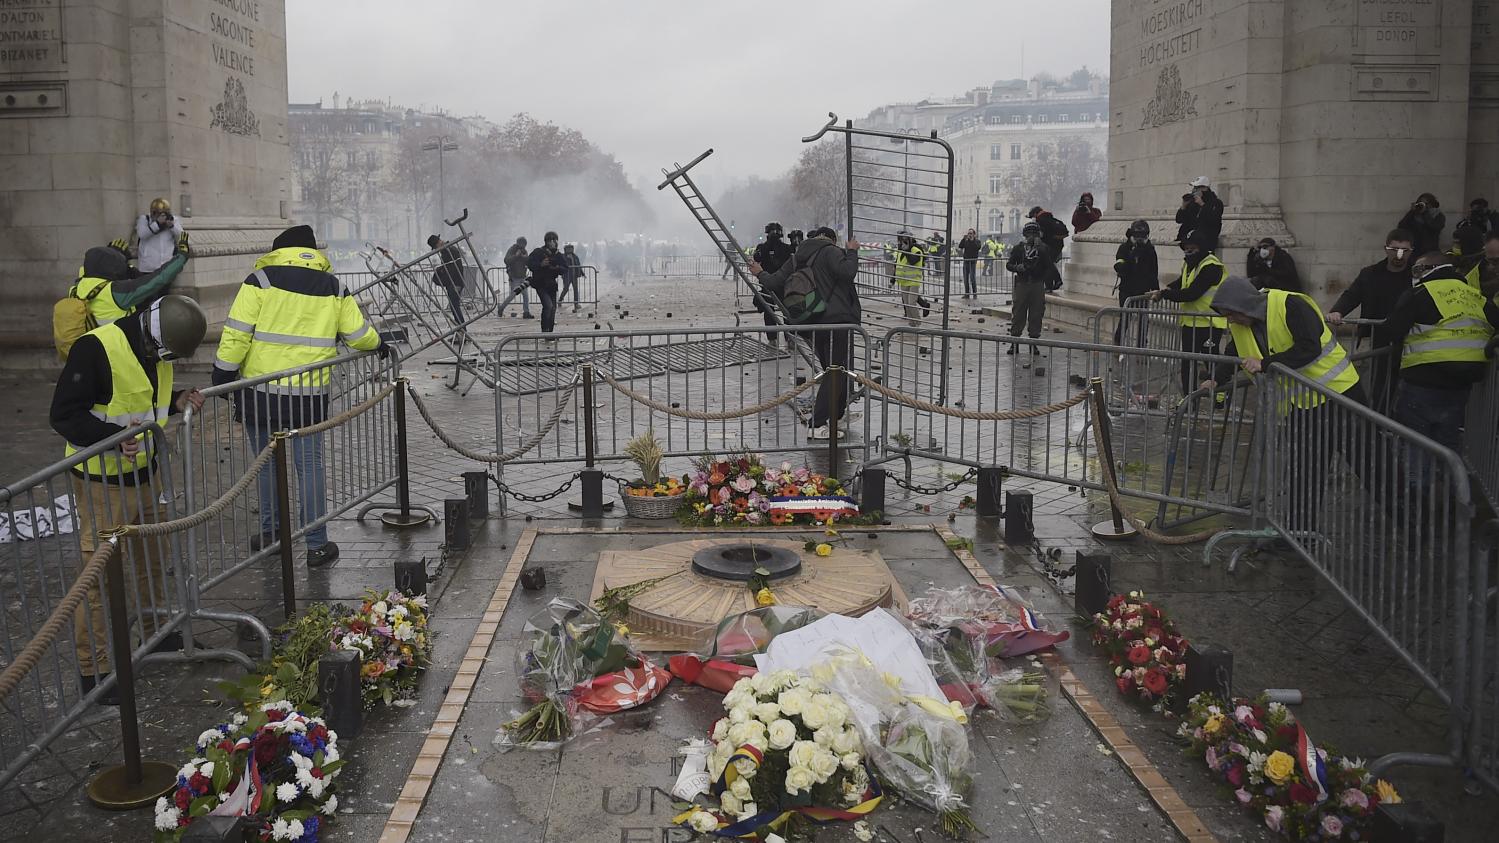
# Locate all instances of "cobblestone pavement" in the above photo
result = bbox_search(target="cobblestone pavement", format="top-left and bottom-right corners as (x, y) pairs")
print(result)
(0, 272), (1493, 840)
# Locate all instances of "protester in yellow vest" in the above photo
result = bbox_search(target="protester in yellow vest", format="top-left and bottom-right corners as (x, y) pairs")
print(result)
(212, 225), (383, 569)
(50, 295), (207, 704)
(1202, 276), (1364, 532)
(71, 235), (190, 327)
(892, 231), (926, 325)
(1153, 230), (1228, 398)
(983, 236), (1003, 277)
(1383, 253), (1499, 457)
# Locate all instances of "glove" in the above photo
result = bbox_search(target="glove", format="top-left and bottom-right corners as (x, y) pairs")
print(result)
(108, 238), (131, 257)
(211, 365), (239, 389)
(376, 341), (391, 360)
(175, 231), (191, 257)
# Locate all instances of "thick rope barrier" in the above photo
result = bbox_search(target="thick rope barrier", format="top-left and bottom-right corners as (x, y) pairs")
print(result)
(1088, 394), (1222, 546)
(0, 542), (116, 700)
(408, 375), (579, 464)
(851, 371), (1089, 420)
(597, 370), (817, 420)
(0, 383), (399, 698)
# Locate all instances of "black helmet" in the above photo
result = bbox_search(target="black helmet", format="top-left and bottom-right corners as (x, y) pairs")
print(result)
(544, 231), (559, 244)
(1128, 219), (1150, 238)
(1022, 221), (1041, 237)
(788, 228), (804, 243)
(765, 222), (783, 237)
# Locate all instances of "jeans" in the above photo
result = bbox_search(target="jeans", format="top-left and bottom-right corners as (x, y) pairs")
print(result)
(534, 280), (558, 332)
(1178, 325), (1223, 394)
(560, 274), (580, 308)
(1393, 381), (1469, 488)
(962, 259), (977, 296)
(499, 279), (533, 316)
(1010, 280), (1046, 339)
(812, 328), (854, 428)
(443, 284), (465, 324)
(245, 420), (328, 549)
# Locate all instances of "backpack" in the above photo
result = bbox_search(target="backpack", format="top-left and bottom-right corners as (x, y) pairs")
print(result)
(777, 246), (832, 325)
(53, 282), (107, 360)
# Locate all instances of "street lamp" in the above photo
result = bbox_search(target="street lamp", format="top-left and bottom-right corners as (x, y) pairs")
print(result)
(421, 134), (459, 228)
(974, 195), (981, 231)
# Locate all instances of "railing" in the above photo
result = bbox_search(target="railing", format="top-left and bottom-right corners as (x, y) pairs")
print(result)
(1465, 358), (1499, 513)
(643, 255), (729, 278)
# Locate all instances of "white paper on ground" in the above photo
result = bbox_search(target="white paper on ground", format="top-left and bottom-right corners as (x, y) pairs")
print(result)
(752, 609), (944, 703)
(671, 739), (712, 800)
(0, 494), (75, 543)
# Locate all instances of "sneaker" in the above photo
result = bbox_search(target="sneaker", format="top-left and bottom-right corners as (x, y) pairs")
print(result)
(808, 425), (845, 440)
(306, 542), (340, 568)
(522, 312), (535, 319)
(248, 532), (278, 553)
(80, 673), (120, 706)
(1030, 345), (1040, 355)
(1006, 345), (1019, 356)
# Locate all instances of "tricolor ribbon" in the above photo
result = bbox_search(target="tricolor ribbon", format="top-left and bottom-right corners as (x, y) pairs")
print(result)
(672, 743), (883, 839)
(1296, 723), (1329, 802)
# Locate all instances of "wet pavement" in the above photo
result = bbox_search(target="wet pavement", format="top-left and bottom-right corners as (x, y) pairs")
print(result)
(0, 271), (1494, 841)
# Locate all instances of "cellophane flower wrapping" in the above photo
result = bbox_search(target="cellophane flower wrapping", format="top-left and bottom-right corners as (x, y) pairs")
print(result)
(671, 606), (830, 693)
(906, 584), (1069, 659)
(815, 656), (974, 826)
(496, 598), (668, 748)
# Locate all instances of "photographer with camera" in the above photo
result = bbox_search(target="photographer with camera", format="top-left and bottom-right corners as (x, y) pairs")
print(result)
(1005, 221), (1060, 358)
(1398, 193), (1446, 258)
(1026, 206), (1069, 262)
(1071, 192), (1102, 234)
(135, 197), (185, 273)
(1181, 177), (1223, 251)
(957, 228), (982, 299)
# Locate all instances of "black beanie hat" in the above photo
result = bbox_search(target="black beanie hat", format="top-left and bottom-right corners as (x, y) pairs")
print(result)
(427, 234), (441, 248)
(273, 224), (317, 250)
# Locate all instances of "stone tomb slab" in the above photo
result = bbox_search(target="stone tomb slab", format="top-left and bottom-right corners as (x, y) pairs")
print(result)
(404, 528), (1186, 843)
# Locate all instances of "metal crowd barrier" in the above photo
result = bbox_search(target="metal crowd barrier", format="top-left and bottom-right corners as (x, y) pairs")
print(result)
(1471, 519), (1499, 794)
(1465, 358), (1499, 513)
(645, 255), (729, 278)
(491, 326), (873, 479)
(0, 422), (252, 792)
(1210, 364), (1480, 782)
(485, 263), (601, 313)
(866, 327), (1256, 527)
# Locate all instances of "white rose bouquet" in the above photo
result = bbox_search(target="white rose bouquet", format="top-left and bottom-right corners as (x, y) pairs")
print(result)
(678, 671), (880, 838)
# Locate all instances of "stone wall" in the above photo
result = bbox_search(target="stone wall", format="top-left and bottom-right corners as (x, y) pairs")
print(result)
(0, 0), (290, 366)
(1073, 0), (1481, 307)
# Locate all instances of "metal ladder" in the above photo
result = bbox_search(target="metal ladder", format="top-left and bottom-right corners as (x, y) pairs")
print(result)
(657, 149), (822, 379)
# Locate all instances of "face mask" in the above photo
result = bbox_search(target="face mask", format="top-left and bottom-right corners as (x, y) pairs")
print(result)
(1258, 247), (1271, 259)
(1131, 235), (1146, 244)
(546, 240), (558, 249)
(1183, 250), (1203, 265)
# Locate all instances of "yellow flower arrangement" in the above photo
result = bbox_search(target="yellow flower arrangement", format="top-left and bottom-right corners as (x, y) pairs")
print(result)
(1263, 750), (1296, 786)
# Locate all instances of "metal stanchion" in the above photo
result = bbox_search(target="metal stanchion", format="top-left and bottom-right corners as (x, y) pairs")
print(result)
(578, 363), (604, 518)
(1088, 377), (1138, 541)
(382, 379), (431, 528)
(975, 466), (1003, 517)
(827, 366), (842, 480)
(87, 537), (176, 809)
(273, 434), (297, 620)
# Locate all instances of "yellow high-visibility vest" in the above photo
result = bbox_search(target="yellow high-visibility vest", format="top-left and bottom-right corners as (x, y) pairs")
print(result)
(1228, 290), (1359, 410)
(1179, 254), (1228, 328)
(74, 277), (131, 325)
(1402, 278), (1493, 369)
(894, 251), (924, 288)
(63, 322), (172, 478)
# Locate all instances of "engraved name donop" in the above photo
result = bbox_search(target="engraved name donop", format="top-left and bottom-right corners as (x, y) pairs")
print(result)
(1358, 0), (1439, 52)
(1137, 0), (1204, 70)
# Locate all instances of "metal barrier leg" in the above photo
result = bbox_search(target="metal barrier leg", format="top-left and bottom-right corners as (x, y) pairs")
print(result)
(368, 379), (435, 528)
(86, 539), (176, 809)
(1088, 377), (1138, 541)
(273, 434), (297, 620)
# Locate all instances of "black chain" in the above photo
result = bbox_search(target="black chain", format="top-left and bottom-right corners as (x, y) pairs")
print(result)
(1030, 539), (1076, 583)
(601, 472), (635, 486)
(489, 471), (581, 503)
(889, 468), (978, 496)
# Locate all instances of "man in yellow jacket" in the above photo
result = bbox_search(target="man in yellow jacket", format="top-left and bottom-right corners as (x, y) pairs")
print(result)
(212, 225), (383, 567)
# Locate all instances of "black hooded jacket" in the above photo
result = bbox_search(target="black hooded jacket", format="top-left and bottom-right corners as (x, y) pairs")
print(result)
(756, 236), (862, 325)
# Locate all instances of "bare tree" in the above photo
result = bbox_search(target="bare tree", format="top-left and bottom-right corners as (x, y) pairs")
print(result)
(1015, 137), (1107, 218)
(788, 139), (848, 230)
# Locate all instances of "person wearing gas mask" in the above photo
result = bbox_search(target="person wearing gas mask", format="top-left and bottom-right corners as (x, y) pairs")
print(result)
(1245, 237), (1301, 293)
(1152, 229), (1226, 397)
(1112, 220), (1159, 345)
(501, 236), (535, 319)
(1328, 229), (1417, 409)
(1026, 206), (1069, 262)
(135, 197), (185, 273)
(1183, 177), (1224, 251)
(1005, 221), (1060, 356)
(1454, 197), (1496, 244)
(51, 294), (207, 703)
(752, 222), (794, 340)
(1397, 193), (1446, 258)
(527, 231), (567, 334)
(788, 229), (805, 250)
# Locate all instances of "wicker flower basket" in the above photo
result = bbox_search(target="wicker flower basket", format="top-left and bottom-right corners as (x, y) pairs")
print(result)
(619, 484), (686, 519)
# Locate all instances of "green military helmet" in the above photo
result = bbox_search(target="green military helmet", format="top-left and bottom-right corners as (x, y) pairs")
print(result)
(150, 294), (207, 360)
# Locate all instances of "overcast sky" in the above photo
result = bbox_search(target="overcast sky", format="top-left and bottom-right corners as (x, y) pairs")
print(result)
(286, 0), (1111, 193)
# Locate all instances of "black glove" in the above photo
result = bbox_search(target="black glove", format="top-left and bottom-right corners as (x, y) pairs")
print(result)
(211, 365), (239, 389)
(376, 342), (391, 360)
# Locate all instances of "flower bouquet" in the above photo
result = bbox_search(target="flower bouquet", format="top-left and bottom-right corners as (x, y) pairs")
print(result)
(153, 701), (342, 843)
(331, 589), (433, 707)
(1091, 591), (1188, 711)
(497, 598), (670, 747)
(668, 606), (827, 693)
(676, 671), (881, 839)
(680, 454), (860, 526)
(1179, 692), (1399, 840)
(620, 429), (687, 519)
(814, 654), (978, 839)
